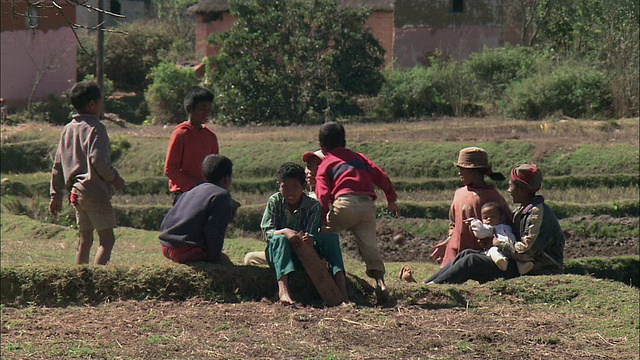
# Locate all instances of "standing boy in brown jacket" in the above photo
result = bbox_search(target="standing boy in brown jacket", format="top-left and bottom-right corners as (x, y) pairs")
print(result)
(49, 80), (125, 265)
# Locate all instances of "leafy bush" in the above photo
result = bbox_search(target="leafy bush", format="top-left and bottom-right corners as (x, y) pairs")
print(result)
(29, 93), (73, 125)
(375, 67), (448, 118)
(374, 55), (473, 118)
(207, 0), (385, 125)
(104, 21), (176, 92)
(502, 63), (612, 119)
(144, 61), (198, 124)
(464, 45), (540, 103)
(105, 92), (149, 125)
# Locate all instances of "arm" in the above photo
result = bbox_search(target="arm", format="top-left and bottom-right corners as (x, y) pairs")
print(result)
(164, 129), (200, 191)
(89, 126), (120, 185)
(315, 163), (332, 222)
(499, 206), (545, 259)
(430, 201), (455, 262)
(363, 155), (399, 216)
(466, 218), (494, 239)
(203, 192), (232, 263)
(49, 143), (65, 215)
(260, 194), (281, 241)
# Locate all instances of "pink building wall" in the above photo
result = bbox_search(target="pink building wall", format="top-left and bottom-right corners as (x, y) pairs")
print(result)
(1, 1), (77, 109)
(1, 27), (77, 107)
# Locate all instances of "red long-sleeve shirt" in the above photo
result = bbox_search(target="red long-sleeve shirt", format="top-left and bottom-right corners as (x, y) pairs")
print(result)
(164, 122), (218, 193)
(315, 147), (397, 219)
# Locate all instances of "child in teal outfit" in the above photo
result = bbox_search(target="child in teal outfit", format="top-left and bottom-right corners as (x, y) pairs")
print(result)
(261, 162), (348, 305)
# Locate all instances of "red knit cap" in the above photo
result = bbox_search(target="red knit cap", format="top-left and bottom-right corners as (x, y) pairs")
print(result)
(510, 164), (543, 193)
(302, 150), (324, 163)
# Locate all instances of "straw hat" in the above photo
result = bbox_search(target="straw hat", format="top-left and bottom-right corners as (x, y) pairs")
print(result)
(455, 147), (491, 170)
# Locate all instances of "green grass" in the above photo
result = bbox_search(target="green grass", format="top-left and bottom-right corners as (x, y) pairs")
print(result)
(1, 213), (637, 307)
(2, 121), (638, 180)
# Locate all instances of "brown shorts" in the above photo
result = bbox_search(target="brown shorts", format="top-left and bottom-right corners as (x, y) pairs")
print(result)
(72, 193), (117, 232)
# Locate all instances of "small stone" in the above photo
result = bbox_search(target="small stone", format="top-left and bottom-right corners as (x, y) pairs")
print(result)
(393, 234), (404, 245)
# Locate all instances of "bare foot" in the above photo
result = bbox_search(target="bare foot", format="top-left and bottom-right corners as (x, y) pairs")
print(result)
(398, 266), (417, 283)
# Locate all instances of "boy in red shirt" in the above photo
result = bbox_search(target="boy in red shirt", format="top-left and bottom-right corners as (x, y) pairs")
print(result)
(315, 122), (400, 303)
(164, 86), (219, 204)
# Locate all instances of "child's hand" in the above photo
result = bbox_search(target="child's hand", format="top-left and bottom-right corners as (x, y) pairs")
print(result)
(49, 197), (62, 216)
(467, 218), (493, 239)
(386, 200), (400, 218)
(430, 236), (450, 263)
(275, 228), (298, 240)
(300, 232), (314, 246)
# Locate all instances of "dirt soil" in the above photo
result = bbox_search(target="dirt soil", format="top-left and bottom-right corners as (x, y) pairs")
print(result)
(235, 215), (638, 263)
(1, 297), (633, 360)
(3, 216), (636, 359)
(341, 215), (639, 263)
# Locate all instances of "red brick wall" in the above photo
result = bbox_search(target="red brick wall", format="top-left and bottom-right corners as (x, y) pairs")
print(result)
(195, 13), (237, 59)
(365, 11), (394, 68)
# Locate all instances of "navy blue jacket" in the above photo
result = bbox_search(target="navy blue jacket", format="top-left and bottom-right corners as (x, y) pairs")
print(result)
(159, 182), (231, 263)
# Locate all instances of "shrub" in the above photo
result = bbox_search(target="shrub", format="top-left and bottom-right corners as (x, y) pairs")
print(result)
(104, 21), (176, 92)
(502, 63), (612, 119)
(105, 92), (149, 125)
(463, 45), (539, 104)
(144, 61), (199, 124)
(375, 66), (452, 118)
(29, 93), (73, 125)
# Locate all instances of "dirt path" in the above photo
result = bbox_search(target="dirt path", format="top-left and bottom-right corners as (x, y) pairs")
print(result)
(1, 298), (633, 359)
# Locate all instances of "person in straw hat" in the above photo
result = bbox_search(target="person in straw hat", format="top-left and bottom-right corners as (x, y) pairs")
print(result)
(430, 147), (511, 267)
(424, 163), (564, 284)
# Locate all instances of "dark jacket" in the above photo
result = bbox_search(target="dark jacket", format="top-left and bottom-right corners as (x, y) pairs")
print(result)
(159, 182), (231, 263)
(499, 196), (565, 275)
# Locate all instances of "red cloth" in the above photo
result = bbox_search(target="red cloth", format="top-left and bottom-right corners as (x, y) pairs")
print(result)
(161, 244), (206, 263)
(442, 185), (511, 267)
(315, 147), (397, 219)
(164, 122), (218, 193)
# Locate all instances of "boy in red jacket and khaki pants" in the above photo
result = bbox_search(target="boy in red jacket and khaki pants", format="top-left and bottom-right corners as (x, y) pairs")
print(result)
(315, 122), (400, 304)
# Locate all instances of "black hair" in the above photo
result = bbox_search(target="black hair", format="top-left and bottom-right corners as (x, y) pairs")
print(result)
(481, 201), (503, 213)
(70, 81), (101, 112)
(276, 162), (306, 186)
(202, 154), (233, 184)
(319, 122), (346, 150)
(477, 168), (506, 181)
(184, 86), (214, 111)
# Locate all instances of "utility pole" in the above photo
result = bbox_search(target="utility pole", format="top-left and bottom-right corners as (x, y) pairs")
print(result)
(96, 0), (105, 94)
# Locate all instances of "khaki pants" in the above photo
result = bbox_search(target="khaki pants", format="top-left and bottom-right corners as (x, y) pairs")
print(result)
(325, 194), (384, 278)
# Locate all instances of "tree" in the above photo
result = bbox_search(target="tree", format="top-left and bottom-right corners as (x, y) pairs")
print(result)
(206, 0), (385, 125)
(152, 0), (198, 59)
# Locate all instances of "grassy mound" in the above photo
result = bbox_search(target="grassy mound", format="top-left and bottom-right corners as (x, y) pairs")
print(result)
(1, 213), (637, 308)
